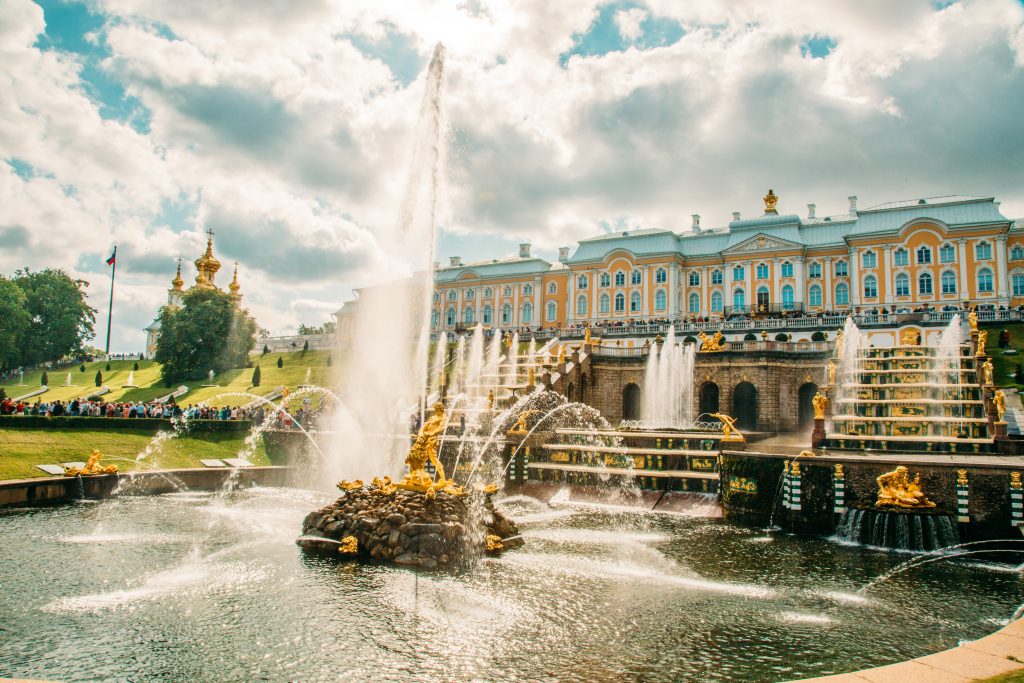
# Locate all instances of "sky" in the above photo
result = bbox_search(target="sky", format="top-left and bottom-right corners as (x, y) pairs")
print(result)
(1, 0), (1023, 352)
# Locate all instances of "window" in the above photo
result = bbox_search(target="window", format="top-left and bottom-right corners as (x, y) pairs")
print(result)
(655, 268), (667, 284)
(432, 292), (439, 303)
(781, 285), (795, 309)
(446, 308), (456, 326)
(733, 265), (745, 281)
(1013, 246), (1024, 261)
(484, 287), (493, 298)
(614, 271), (626, 286)
(862, 251), (877, 269)
(501, 304), (512, 324)
(1013, 273), (1024, 296)
(466, 288), (475, 300)
(483, 305), (493, 324)
(940, 244), (956, 263)
(599, 294), (610, 314)
(464, 307), (474, 324)
(630, 291), (641, 312)
(781, 261), (794, 278)
(448, 290), (457, 301)
(894, 248), (908, 266)
(918, 272), (933, 296)
(503, 286), (512, 297)
(895, 273), (910, 297)
(655, 289), (667, 311)
(547, 282), (557, 294)
(688, 292), (699, 313)
(809, 285), (822, 307)
(756, 263), (769, 279)
(916, 245), (932, 264)
(614, 292), (625, 312)
(863, 275), (878, 299)
(523, 284), (533, 296)
(576, 295), (588, 315)
(941, 271), (957, 295)
(835, 283), (849, 306)
(546, 301), (556, 321)
(733, 288), (745, 309)
(835, 261), (848, 277)
(522, 302), (533, 323)
(711, 291), (723, 312)
(600, 272), (611, 287)
(431, 310), (439, 327)
(808, 262), (821, 279)
(978, 268), (994, 293)
(711, 269), (723, 285)
(577, 275), (588, 290)
(631, 270), (642, 285)
(976, 241), (992, 261)
(689, 271), (700, 287)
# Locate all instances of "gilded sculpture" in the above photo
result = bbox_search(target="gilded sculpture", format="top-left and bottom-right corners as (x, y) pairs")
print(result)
(900, 328), (920, 346)
(994, 389), (1006, 421)
(64, 449), (118, 477)
(508, 410), (539, 436)
(487, 390), (495, 411)
(827, 361), (836, 386)
(982, 358), (994, 386)
(834, 463), (844, 479)
(976, 330), (987, 356)
(709, 413), (744, 442)
(812, 391), (829, 420)
(969, 307), (978, 332)
(395, 401), (462, 495)
(584, 327), (592, 346)
(875, 466), (936, 509)
(1011, 471), (1022, 490)
(763, 188), (779, 214)
(835, 329), (844, 355)
(698, 331), (726, 353)
(338, 536), (358, 555)
(528, 367), (536, 387)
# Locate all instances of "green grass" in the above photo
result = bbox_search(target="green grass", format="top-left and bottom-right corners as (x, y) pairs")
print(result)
(982, 322), (1024, 388)
(981, 667), (1024, 683)
(0, 427), (268, 480)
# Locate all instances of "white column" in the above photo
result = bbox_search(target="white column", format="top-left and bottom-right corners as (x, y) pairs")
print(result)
(493, 287), (500, 328)
(724, 262), (733, 312)
(824, 257), (833, 310)
(701, 266), (709, 316)
(641, 265), (650, 316)
(794, 257), (805, 306)
(590, 269), (598, 322)
(534, 276), (542, 328)
(475, 291), (481, 325)
(745, 260), (754, 312)
(512, 286), (519, 328)
(849, 248), (861, 307)
(667, 265), (676, 317)
(882, 247), (893, 306)
(996, 235), (1009, 301)
(772, 258), (781, 304)
(957, 239), (969, 302)
(567, 272), (575, 323)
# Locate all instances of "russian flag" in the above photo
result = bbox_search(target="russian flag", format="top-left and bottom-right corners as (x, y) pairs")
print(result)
(106, 251), (116, 266)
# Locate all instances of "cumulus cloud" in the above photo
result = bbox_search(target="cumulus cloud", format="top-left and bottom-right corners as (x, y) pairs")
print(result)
(615, 8), (648, 42)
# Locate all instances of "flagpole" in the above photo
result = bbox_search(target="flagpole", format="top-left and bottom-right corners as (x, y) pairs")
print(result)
(105, 246), (116, 357)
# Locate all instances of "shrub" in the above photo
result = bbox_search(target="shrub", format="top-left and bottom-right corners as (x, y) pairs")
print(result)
(252, 364), (261, 388)
(0, 387), (6, 401)
(1016, 363), (1024, 382)
(105, 362), (111, 371)
(277, 356), (284, 368)
(775, 333), (789, 342)
(95, 370), (103, 387)
(79, 363), (86, 372)
(41, 371), (48, 386)
(302, 339), (309, 353)
(683, 336), (697, 345)
(133, 361), (139, 371)
(743, 333), (757, 341)
(263, 344), (270, 355)
(810, 331), (826, 342)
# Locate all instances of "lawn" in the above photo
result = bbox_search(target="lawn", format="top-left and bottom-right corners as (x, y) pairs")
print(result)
(0, 427), (269, 480)
(981, 322), (1024, 388)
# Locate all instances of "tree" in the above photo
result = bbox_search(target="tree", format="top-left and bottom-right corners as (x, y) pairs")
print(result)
(41, 371), (48, 386)
(302, 339), (309, 353)
(0, 275), (29, 371)
(251, 364), (261, 387)
(95, 370), (103, 387)
(326, 354), (332, 367)
(1016, 363), (1023, 382)
(11, 269), (96, 366)
(775, 333), (789, 342)
(262, 344), (269, 355)
(277, 356), (283, 368)
(297, 321), (336, 335)
(811, 331), (827, 342)
(133, 361), (139, 371)
(80, 363), (86, 372)
(105, 362), (111, 371)
(154, 287), (259, 385)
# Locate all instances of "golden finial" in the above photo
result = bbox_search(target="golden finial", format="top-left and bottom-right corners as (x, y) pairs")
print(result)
(834, 463), (844, 479)
(790, 461), (801, 476)
(194, 228), (221, 287)
(956, 469), (969, 486)
(229, 261), (241, 296)
(171, 257), (184, 290)
(1011, 472), (1022, 490)
(763, 188), (779, 215)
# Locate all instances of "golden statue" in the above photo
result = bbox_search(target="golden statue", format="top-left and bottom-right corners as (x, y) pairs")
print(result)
(558, 345), (566, 364)
(900, 328), (920, 346)
(835, 329), (844, 356)
(584, 327), (592, 346)
(976, 330), (987, 356)
(834, 463), (844, 479)
(994, 389), (1006, 421)
(709, 413), (744, 442)
(697, 330), (726, 352)
(508, 410), (539, 436)
(1011, 471), (1022, 490)
(64, 449), (118, 477)
(484, 534), (504, 554)
(798, 449), (816, 458)
(338, 536), (358, 555)
(982, 358), (994, 386)
(396, 401), (460, 494)
(505, 334), (513, 352)
(487, 390), (495, 411)
(827, 361), (836, 386)
(528, 367), (536, 387)
(812, 391), (829, 420)
(969, 307), (978, 332)
(763, 188), (779, 214)
(875, 466), (936, 509)
(337, 479), (364, 491)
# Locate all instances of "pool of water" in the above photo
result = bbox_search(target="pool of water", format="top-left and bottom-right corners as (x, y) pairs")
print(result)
(1, 487), (1020, 682)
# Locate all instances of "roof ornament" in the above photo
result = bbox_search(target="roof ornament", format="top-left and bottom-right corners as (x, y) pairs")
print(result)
(763, 189), (779, 215)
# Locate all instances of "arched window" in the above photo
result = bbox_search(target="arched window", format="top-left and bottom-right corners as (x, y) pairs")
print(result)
(895, 273), (910, 297)
(894, 248), (908, 266)
(599, 294), (610, 314)
(546, 301), (557, 321)
(862, 251), (877, 268)
(655, 289), (667, 311)
(733, 288), (745, 309)
(466, 288), (475, 300)
(835, 283), (849, 306)
(576, 295), (588, 315)
(835, 260), (848, 277)
(577, 274), (588, 290)
(781, 284), (795, 309)
(523, 284), (533, 296)
(940, 244), (956, 263)
(1012, 246), (1024, 261)
(483, 305), (493, 324)
(501, 303), (512, 324)
(688, 292), (699, 313)
(689, 271), (700, 287)
(547, 282), (557, 294)
(978, 268), (994, 293)
(918, 272), (933, 295)
(446, 307), (456, 326)
(655, 268), (667, 284)
(522, 302), (533, 323)
(484, 287), (493, 298)
(431, 310), (439, 327)
(464, 307), (474, 324)
(614, 292), (625, 312)
(629, 291), (641, 312)
(976, 241), (992, 261)
(733, 265), (745, 281)
(711, 269), (723, 285)
(448, 290), (457, 301)
(631, 269), (642, 285)
(756, 263), (769, 279)
(711, 291), (723, 312)
(863, 276), (878, 299)
(600, 272), (610, 287)
(941, 271), (957, 294)
(808, 262), (821, 279)
(756, 285), (770, 309)
(781, 261), (794, 278)
(614, 271), (626, 286)
(809, 285), (822, 307)
(1013, 272), (1024, 296)
(916, 245), (932, 264)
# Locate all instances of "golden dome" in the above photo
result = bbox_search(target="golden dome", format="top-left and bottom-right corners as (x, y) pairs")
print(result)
(171, 258), (184, 291)
(229, 262), (241, 296)
(193, 229), (221, 288)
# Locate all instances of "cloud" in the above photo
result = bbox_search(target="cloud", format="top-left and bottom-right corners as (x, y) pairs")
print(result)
(614, 8), (648, 42)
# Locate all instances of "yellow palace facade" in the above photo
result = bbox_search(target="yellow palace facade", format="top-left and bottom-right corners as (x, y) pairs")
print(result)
(430, 192), (1022, 332)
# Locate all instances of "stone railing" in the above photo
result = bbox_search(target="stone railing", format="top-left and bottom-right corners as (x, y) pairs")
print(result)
(255, 333), (337, 353)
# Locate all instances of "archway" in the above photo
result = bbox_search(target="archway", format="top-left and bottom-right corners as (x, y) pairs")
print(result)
(566, 382), (575, 402)
(623, 383), (641, 420)
(699, 382), (719, 417)
(798, 383), (819, 428)
(579, 373), (588, 404)
(733, 382), (758, 431)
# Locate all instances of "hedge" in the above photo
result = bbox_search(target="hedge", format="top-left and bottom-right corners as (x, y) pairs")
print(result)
(0, 415), (252, 433)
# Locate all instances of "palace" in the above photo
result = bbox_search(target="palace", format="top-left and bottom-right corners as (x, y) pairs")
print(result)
(425, 192), (1021, 333)
(144, 231), (242, 356)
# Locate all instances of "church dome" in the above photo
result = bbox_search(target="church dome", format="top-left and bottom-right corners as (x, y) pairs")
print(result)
(193, 231), (221, 287)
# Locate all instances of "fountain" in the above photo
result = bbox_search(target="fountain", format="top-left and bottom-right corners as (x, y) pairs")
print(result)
(642, 326), (696, 429)
(123, 369), (136, 388)
(63, 449), (118, 477)
(65, 372), (72, 387)
(202, 369), (217, 387)
(300, 367), (312, 388)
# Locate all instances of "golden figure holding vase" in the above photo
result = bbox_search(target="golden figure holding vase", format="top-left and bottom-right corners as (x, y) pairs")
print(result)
(396, 401), (461, 495)
(812, 391), (829, 420)
(875, 466), (936, 509)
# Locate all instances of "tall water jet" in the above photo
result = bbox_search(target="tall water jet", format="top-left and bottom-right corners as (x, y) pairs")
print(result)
(430, 331), (448, 397)
(325, 43), (448, 485)
(505, 332), (520, 387)
(464, 324), (485, 397)
(452, 334), (466, 395)
(641, 326), (696, 428)
(934, 314), (964, 429)
(836, 317), (867, 407)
